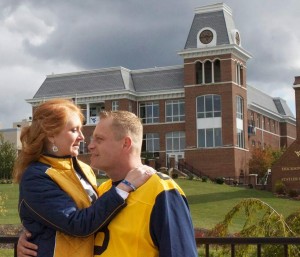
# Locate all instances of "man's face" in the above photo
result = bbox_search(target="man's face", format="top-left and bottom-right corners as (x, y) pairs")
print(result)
(88, 117), (123, 173)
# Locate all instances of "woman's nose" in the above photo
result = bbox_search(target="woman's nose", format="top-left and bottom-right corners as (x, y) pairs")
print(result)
(79, 130), (84, 140)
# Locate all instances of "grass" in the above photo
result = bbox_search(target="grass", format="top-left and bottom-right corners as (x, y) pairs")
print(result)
(176, 179), (300, 232)
(1, 179), (300, 233)
(0, 183), (19, 224)
(0, 249), (13, 257)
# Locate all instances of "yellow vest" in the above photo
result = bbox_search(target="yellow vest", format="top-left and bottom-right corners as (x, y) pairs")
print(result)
(40, 155), (98, 257)
(94, 173), (185, 257)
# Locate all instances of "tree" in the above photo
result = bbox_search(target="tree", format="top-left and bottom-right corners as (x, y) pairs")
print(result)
(248, 146), (285, 177)
(209, 198), (300, 256)
(0, 133), (17, 179)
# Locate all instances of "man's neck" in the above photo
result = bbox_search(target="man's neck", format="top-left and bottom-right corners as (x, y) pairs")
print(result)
(109, 159), (143, 182)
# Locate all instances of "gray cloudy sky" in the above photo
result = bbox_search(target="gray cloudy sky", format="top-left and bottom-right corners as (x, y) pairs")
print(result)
(0, 0), (299, 128)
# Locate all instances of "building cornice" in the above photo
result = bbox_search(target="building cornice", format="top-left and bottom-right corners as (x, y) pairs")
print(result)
(26, 89), (185, 106)
(178, 44), (252, 62)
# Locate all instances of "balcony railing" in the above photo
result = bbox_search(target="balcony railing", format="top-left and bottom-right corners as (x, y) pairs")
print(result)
(2, 235), (300, 257)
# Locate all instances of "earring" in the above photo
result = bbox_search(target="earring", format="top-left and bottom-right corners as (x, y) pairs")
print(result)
(52, 144), (58, 153)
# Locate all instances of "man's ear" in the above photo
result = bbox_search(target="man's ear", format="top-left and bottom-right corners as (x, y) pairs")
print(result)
(123, 136), (132, 150)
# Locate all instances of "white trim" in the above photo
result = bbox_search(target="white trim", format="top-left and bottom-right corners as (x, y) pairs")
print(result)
(194, 3), (232, 16)
(178, 44), (252, 62)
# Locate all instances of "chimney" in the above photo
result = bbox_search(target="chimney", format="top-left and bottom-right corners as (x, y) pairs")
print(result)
(293, 76), (300, 139)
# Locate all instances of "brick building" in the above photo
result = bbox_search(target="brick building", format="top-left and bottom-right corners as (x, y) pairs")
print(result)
(271, 76), (300, 192)
(27, 3), (296, 179)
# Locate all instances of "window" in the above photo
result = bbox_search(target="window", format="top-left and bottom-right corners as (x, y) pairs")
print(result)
(197, 95), (221, 118)
(204, 61), (212, 83)
(128, 101), (133, 112)
(79, 141), (86, 154)
(256, 114), (261, 128)
(236, 96), (244, 148)
(236, 63), (244, 85)
(236, 96), (243, 119)
(214, 60), (221, 82)
(89, 103), (103, 124)
(166, 132), (185, 152)
(166, 100), (185, 122)
(198, 128), (222, 147)
(142, 133), (160, 154)
(196, 62), (203, 84)
(139, 102), (159, 124)
(112, 101), (119, 111)
(195, 59), (220, 84)
(237, 129), (244, 148)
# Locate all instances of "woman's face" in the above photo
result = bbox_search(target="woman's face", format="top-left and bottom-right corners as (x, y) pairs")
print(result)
(47, 112), (84, 157)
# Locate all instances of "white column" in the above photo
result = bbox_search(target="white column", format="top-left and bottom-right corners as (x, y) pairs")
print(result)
(86, 103), (90, 125)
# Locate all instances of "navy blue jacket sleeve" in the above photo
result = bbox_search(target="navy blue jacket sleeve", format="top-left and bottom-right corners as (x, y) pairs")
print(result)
(19, 168), (126, 237)
(149, 189), (198, 257)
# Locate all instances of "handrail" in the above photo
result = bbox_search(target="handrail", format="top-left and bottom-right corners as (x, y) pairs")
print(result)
(0, 236), (18, 257)
(2, 235), (300, 257)
(196, 236), (300, 257)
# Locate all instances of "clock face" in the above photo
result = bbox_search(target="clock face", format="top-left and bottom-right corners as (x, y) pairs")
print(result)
(235, 32), (240, 45)
(199, 30), (213, 44)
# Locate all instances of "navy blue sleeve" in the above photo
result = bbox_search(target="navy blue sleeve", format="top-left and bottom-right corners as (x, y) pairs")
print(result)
(150, 189), (198, 257)
(19, 168), (126, 237)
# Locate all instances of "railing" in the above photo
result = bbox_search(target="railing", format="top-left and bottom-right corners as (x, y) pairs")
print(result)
(196, 237), (300, 257)
(177, 161), (211, 179)
(0, 236), (18, 257)
(2, 235), (300, 257)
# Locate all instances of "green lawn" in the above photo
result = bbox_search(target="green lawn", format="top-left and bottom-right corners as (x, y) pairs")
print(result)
(176, 179), (300, 232)
(0, 183), (19, 224)
(1, 179), (300, 234)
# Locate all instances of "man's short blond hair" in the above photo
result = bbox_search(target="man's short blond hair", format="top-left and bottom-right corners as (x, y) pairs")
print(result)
(100, 111), (143, 151)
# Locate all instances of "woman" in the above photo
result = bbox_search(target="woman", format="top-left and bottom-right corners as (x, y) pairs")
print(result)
(13, 99), (152, 257)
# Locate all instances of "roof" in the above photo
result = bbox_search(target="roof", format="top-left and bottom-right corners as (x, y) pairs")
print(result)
(247, 85), (294, 118)
(33, 66), (184, 99)
(31, 64), (294, 120)
(33, 67), (129, 98)
(184, 3), (237, 49)
(131, 66), (184, 92)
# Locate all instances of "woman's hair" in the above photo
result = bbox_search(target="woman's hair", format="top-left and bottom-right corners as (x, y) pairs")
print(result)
(13, 99), (84, 183)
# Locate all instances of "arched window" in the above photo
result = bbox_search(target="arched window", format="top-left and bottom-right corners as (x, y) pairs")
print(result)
(204, 61), (212, 83)
(195, 62), (203, 84)
(236, 63), (244, 85)
(214, 59), (221, 82)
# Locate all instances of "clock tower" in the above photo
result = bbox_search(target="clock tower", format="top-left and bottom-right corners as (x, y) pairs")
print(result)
(178, 3), (252, 178)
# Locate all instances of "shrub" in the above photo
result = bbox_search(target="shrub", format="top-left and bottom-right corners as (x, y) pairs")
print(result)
(187, 174), (194, 180)
(215, 177), (225, 185)
(201, 176), (208, 182)
(274, 180), (286, 195)
(288, 189), (298, 198)
(171, 173), (178, 179)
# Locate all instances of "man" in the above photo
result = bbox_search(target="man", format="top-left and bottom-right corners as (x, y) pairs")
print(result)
(18, 110), (198, 257)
